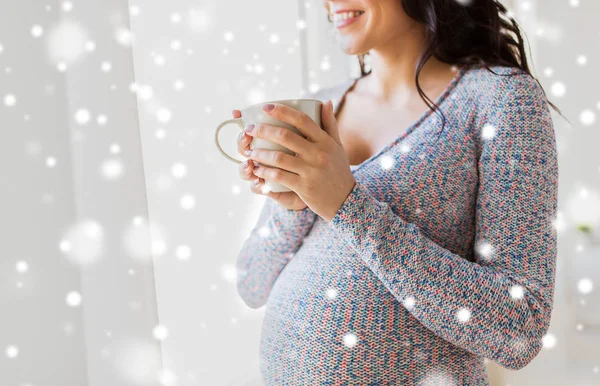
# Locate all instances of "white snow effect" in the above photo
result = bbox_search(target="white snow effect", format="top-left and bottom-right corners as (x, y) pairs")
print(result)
(326, 287), (338, 299)
(551, 81), (566, 97)
(101, 61), (112, 72)
(170, 12), (182, 24)
(122, 217), (169, 262)
(380, 155), (395, 170)
(175, 245), (191, 260)
(47, 20), (89, 66)
(180, 194), (196, 210)
(580, 109), (596, 126)
(100, 158), (124, 180)
(115, 27), (134, 46)
(74, 109), (91, 124)
(342, 332), (358, 348)
(156, 107), (172, 123)
(542, 333), (557, 349)
(31, 25), (44, 38)
(15, 261), (29, 273)
(403, 296), (416, 310)
(577, 278), (593, 294)
(130, 5), (140, 16)
(4, 94), (16, 106)
(475, 240), (495, 261)
(510, 285), (525, 300)
(174, 80), (185, 91)
(258, 226), (270, 238)
(481, 123), (496, 140)
(188, 6), (216, 34)
(171, 163), (188, 178)
(109, 143), (121, 154)
(65, 291), (82, 307)
(159, 368), (177, 386)
(418, 367), (457, 386)
(5, 345), (19, 359)
(60, 219), (105, 266)
(46, 156), (57, 168)
(152, 325), (169, 341)
(456, 307), (471, 323)
(224, 31), (234, 42)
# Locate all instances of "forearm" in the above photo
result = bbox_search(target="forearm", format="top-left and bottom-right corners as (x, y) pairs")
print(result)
(236, 199), (317, 308)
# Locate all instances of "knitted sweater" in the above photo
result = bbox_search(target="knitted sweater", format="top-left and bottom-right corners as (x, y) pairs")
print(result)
(236, 64), (559, 385)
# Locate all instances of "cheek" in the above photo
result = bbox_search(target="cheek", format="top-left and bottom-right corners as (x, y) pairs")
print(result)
(367, 0), (407, 28)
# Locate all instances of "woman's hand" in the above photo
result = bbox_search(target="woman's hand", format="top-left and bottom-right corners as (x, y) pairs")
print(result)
(244, 100), (357, 222)
(233, 109), (310, 211)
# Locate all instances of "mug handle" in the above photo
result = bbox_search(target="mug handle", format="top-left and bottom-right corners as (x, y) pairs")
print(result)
(214, 118), (245, 164)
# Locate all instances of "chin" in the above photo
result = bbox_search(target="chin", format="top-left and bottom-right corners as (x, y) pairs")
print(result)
(339, 39), (370, 56)
(337, 29), (372, 56)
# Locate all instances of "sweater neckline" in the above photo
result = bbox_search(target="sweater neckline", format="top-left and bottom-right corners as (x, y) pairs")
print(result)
(334, 65), (468, 174)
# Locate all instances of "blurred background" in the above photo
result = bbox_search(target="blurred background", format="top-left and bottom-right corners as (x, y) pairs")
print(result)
(0, 0), (599, 385)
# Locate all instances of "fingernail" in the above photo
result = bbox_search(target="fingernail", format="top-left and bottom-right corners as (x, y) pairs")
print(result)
(245, 124), (255, 133)
(242, 159), (249, 169)
(244, 150), (252, 157)
(262, 104), (275, 112)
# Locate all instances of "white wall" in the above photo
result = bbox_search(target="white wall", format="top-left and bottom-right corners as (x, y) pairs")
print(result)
(1, 1), (162, 385)
(129, 0), (319, 384)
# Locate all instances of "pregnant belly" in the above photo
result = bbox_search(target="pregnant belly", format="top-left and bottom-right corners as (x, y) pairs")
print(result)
(258, 248), (425, 384)
(258, 244), (489, 385)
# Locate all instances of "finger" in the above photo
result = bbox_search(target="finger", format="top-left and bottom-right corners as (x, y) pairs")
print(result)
(249, 176), (270, 195)
(238, 159), (257, 182)
(236, 129), (252, 157)
(250, 163), (300, 192)
(232, 109), (252, 156)
(246, 122), (308, 159)
(261, 103), (325, 144)
(246, 147), (304, 175)
(322, 100), (341, 144)
(249, 178), (285, 201)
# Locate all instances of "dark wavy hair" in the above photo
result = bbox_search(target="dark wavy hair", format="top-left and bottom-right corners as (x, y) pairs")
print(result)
(328, 0), (567, 139)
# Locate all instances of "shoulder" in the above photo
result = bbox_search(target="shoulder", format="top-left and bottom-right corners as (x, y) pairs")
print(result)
(458, 65), (552, 138)
(463, 64), (548, 106)
(463, 65), (554, 154)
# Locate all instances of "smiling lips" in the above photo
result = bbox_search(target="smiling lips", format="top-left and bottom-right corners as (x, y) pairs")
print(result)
(331, 10), (365, 28)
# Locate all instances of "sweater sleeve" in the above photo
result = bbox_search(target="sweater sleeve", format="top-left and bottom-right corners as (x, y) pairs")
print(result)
(328, 73), (559, 370)
(235, 86), (341, 308)
(236, 195), (318, 309)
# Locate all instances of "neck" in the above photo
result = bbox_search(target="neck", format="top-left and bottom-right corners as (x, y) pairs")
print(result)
(362, 25), (454, 104)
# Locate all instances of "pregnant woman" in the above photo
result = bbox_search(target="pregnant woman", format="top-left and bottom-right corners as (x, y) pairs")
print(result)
(235, 0), (561, 384)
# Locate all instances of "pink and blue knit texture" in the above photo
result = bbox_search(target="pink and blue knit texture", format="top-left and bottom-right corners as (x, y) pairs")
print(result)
(236, 64), (558, 385)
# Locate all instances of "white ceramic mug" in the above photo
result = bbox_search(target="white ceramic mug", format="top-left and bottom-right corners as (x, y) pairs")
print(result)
(215, 99), (323, 193)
